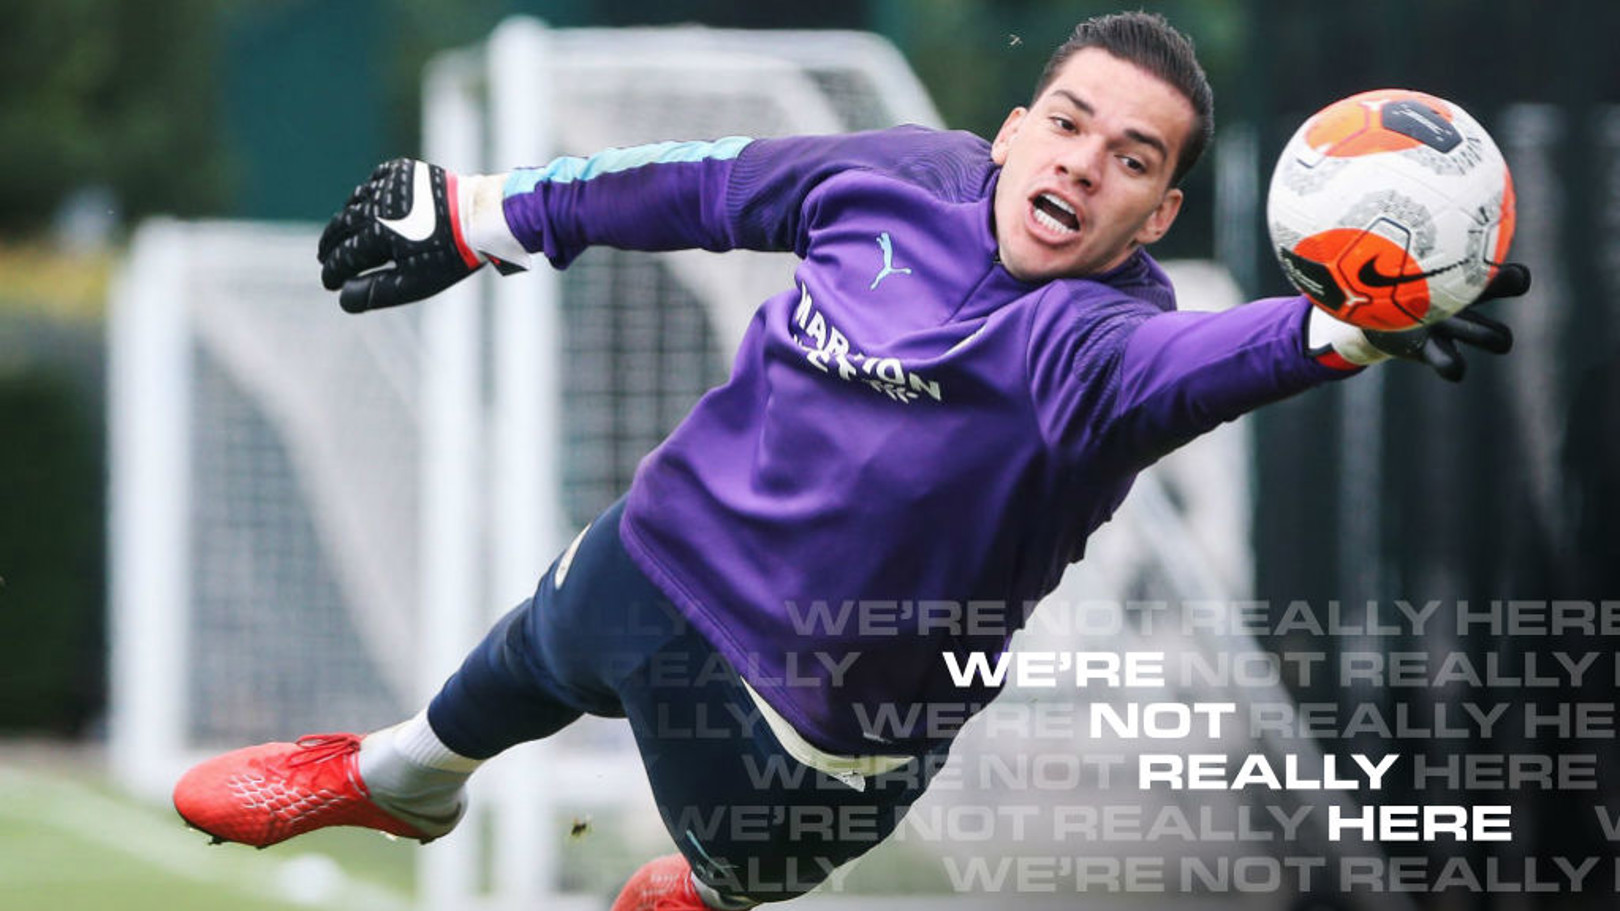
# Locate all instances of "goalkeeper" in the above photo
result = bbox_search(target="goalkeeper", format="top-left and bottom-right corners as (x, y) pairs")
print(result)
(174, 11), (1529, 910)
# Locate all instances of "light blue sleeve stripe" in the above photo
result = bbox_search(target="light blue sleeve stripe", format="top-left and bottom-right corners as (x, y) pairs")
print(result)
(503, 136), (752, 197)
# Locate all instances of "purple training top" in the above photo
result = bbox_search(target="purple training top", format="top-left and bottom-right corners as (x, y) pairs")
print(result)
(499, 126), (1353, 755)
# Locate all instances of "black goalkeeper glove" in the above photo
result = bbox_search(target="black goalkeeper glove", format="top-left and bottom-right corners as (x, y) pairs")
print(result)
(1306, 262), (1531, 382)
(317, 158), (527, 313)
(1362, 263), (1529, 382)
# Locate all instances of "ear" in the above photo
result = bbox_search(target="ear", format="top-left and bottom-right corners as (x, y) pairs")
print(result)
(990, 107), (1028, 166)
(1134, 187), (1184, 246)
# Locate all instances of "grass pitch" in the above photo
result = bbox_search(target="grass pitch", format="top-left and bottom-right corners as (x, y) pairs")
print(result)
(0, 749), (414, 911)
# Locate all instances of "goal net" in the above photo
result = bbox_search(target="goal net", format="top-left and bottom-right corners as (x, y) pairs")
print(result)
(108, 18), (1364, 911)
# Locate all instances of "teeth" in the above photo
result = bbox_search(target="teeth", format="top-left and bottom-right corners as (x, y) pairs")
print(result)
(1036, 206), (1075, 231)
(1034, 206), (1077, 235)
(1033, 193), (1079, 235)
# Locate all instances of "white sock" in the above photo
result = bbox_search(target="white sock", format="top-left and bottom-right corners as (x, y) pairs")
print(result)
(358, 711), (481, 822)
(381, 711), (483, 773)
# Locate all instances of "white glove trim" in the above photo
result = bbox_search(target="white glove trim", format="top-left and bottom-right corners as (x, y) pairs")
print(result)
(459, 174), (532, 270)
(1305, 305), (1391, 366)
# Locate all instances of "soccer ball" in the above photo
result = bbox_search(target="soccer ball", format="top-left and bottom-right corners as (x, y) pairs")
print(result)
(1266, 89), (1516, 331)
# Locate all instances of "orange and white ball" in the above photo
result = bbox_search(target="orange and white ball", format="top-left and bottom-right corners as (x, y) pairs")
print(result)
(1267, 89), (1516, 331)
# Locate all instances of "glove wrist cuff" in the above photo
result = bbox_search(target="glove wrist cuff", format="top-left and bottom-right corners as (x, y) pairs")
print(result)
(458, 173), (532, 271)
(1305, 306), (1390, 366)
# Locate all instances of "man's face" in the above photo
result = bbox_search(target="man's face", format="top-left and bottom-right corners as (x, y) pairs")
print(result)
(991, 47), (1193, 282)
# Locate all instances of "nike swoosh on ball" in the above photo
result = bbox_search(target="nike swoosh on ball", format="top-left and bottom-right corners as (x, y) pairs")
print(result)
(1356, 258), (1456, 288)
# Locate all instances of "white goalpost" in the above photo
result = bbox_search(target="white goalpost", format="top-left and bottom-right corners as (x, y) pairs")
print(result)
(408, 20), (954, 910)
(109, 18), (950, 911)
(108, 17), (1379, 911)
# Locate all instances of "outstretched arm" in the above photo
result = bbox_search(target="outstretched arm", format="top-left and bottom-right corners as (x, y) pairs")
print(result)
(1101, 265), (1529, 469)
(317, 128), (940, 312)
(493, 137), (759, 268)
(1102, 294), (1345, 468)
(316, 142), (758, 312)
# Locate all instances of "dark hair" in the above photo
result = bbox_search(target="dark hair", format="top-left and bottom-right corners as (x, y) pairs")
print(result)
(1033, 11), (1214, 186)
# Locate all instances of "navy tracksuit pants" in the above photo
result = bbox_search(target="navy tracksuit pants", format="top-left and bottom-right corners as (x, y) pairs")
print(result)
(425, 498), (948, 902)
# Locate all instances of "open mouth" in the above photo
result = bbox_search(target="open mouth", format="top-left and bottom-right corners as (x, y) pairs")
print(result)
(1032, 192), (1080, 235)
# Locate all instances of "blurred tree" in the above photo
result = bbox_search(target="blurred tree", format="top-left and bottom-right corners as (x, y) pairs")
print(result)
(220, 0), (391, 220)
(0, 320), (105, 734)
(0, 0), (226, 236)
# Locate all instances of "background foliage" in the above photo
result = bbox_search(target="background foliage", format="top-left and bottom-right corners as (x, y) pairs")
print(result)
(2, 0), (1615, 779)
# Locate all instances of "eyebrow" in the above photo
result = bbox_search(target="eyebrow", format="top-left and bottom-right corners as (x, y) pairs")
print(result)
(1049, 89), (1170, 165)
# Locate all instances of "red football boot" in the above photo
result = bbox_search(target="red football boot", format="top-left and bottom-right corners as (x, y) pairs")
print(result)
(172, 733), (460, 848)
(611, 853), (716, 911)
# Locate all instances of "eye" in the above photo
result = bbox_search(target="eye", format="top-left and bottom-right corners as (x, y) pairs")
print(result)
(1119, 155), (1146, 174)
(1049, 115), (1077, 133)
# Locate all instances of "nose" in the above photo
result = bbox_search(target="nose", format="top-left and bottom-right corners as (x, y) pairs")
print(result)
(1057, 135), (1105, 191)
